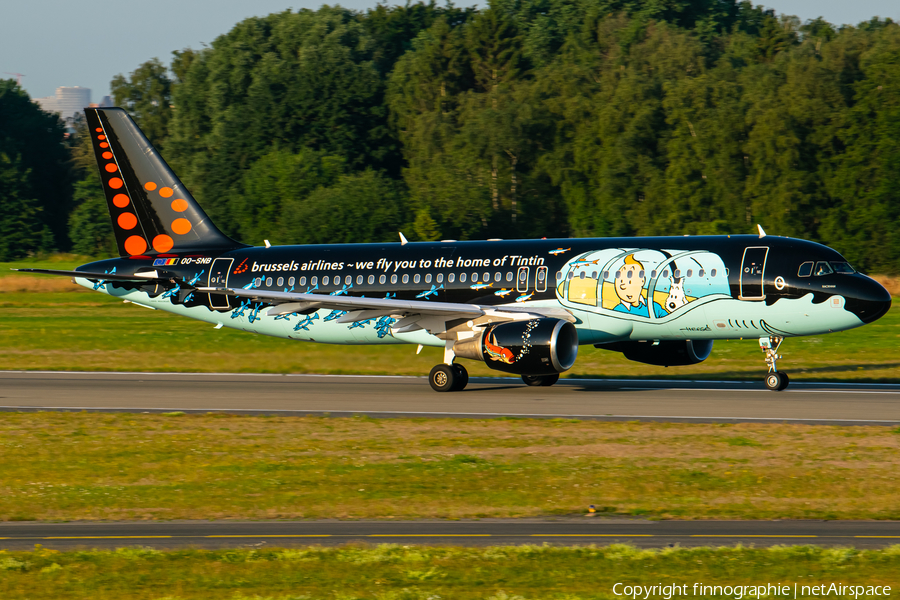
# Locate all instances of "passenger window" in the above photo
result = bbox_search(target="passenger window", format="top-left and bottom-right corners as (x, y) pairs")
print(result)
(472, 273), (478, 282)
(345, 275), (352, 286)
(814, 262), (833, 276)
(798, 262), (813, 277)
(494, 272), (501, 282)
(356, 275), (363, 285)
(254, 277), (262, 287)
(277, 277), (284, 287)
(579, 271), (586, 279)
(288, 277), (295, 286)
(556, 271), (563, 281)
(299, 277), (306, 286)
(367, 275), (375, 285)
(698, 269), (705, 277)
(650, 270), (656, 278)
(603, 271), (610, 279)
(390, 274), (397, 284)
(686, 269), (692, 277)
(425, 273), (432, 283)
(639, 270), (645, 278)
(483, 272), (490, 282)
(506, 272), (514, 282)
(310, 276), (318, 286)
(460, 273), (467, 283)
(674, 270), (681, 278)
(710, 269), (717, 278)
(567, 271), (574, 280)
(322, 276), (329, 286)
(414, 274), (421, 284)
(437, 273), (444, 283)
(448, 273), (455, 283)
(662, 269), (669, 278)
(379, 274), (386, 284)
(591, 271), (598, 279)
(402, 274), (409, 284)
(265, 277), (273, 287)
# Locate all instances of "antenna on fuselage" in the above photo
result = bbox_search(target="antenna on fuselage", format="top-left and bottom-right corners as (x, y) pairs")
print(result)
(399, 232), (409, 246)
(757, 224), (767, 238)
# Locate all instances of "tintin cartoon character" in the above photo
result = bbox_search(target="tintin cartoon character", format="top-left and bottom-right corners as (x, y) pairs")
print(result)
(613, 254), (667, 318)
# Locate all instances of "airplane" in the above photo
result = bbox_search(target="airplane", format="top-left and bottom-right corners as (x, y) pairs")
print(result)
(15, 108), (892, 393)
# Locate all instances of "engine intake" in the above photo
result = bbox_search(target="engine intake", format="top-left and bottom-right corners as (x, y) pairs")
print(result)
(454, 318), (578, 375)
(596, 339), (713, 367)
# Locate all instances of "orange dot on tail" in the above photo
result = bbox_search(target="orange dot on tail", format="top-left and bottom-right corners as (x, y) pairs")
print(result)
(98, 135), (106, 140)
(144, 182), (157, 191)
(153, 234), (174, 253)
(117, 212), (138, 230)
(124, 236), (147, 256)
(95, 127), (102, 132)
(105, 163), (118, 173)
(108, 177), (123, 189)
(171, 218), (192, 235)
(102, 151), (113, 159)
(112, 193), (130, 208)
(99, 142), (109, 148)
(171, 198), (189, 212)
(159, 187), (173, 198)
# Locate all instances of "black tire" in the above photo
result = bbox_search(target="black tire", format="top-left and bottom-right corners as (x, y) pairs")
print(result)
(777, 372), (790, 391)
(765, 372), (786, 392)
(452, 364), (469, 391)
(429, 364), (457, 392)
(522, 374), (544, 387)
(522, 373), (560, 387)
(540, 373), (560, 387)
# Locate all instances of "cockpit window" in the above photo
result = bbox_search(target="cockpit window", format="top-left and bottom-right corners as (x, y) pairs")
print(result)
(814, 261), (834, 276)
(830, 261), (855, 274)
(798, 262), (813, 277)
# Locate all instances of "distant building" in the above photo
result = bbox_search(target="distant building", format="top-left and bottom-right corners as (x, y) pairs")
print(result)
(34, 86), (92, 120)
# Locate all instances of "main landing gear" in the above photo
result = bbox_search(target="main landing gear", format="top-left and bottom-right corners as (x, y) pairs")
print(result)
(760, 335), (790, 391)
(429, 363), (469, 392)
(522, 374), (560, 387)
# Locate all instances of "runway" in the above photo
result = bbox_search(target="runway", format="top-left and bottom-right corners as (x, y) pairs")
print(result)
(2, 519), (900, 550)
(2, 371), (900, 425)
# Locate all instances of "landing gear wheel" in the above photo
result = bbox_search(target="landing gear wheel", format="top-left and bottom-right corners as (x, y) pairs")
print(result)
(765, 372), (789, 392)
(429, 364), (457, 392)
(522, 373), (560, 387)
(452, 364), (469, 391)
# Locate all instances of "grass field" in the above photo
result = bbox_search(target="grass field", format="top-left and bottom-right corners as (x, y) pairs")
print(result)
(1, 544), (899, 599)
(2, 412), (900, 521)
(2, 258), (899, 380)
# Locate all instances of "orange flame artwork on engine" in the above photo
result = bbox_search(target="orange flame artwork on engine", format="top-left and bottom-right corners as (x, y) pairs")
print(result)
(484, 332), (515, 364)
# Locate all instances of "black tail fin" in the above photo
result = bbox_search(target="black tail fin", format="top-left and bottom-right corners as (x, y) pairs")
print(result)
(84, 107), (245, 257)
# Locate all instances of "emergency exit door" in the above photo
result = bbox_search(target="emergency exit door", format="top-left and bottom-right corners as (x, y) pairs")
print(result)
(739, 247), (768, 300)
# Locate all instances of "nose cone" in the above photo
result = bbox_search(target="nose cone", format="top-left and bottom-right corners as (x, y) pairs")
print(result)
(844, 276), (892, 324)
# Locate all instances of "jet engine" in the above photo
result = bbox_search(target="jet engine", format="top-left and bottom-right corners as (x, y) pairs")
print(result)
(596, 339), (713, 367)
(454, 318), (578, 375)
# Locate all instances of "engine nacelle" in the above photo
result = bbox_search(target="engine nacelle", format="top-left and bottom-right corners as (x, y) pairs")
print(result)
(596, 339), (713, 367)
(454, 318), (579, 375)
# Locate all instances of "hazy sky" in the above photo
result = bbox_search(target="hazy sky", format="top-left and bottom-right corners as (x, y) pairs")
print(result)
(4, 0), (898, 102)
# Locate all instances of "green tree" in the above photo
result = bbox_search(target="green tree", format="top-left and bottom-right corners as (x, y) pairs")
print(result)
(111, 58), (174, 153)
(0, 79), (70, 252)
(68, 178), (116, 256)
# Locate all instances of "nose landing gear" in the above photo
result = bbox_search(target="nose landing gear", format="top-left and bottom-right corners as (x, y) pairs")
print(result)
(760, 335), (789, 391)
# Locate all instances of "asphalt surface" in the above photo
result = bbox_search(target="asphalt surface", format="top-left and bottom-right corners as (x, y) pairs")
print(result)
(2, 519), (900, 550)
(2, 371), (900, 425)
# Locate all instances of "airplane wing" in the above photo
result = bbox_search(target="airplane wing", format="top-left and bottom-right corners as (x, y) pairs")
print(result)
(197, 286), (575, 336)
(12, 268), (181, 283)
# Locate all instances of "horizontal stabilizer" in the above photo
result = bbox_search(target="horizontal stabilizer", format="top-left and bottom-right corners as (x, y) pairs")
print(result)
(13, 268), (182, 284)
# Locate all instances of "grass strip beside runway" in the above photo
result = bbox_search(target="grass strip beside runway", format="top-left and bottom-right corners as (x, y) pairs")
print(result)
(2, 544), (900, 599)
(2, 257), (900, 381)
(2, 413), (900, 521)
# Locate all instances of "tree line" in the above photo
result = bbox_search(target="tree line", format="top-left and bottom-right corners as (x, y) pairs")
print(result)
(1, 0), (898, 273)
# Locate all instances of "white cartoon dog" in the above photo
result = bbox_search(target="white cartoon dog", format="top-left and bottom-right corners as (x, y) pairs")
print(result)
(665, 277), (687, 312)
